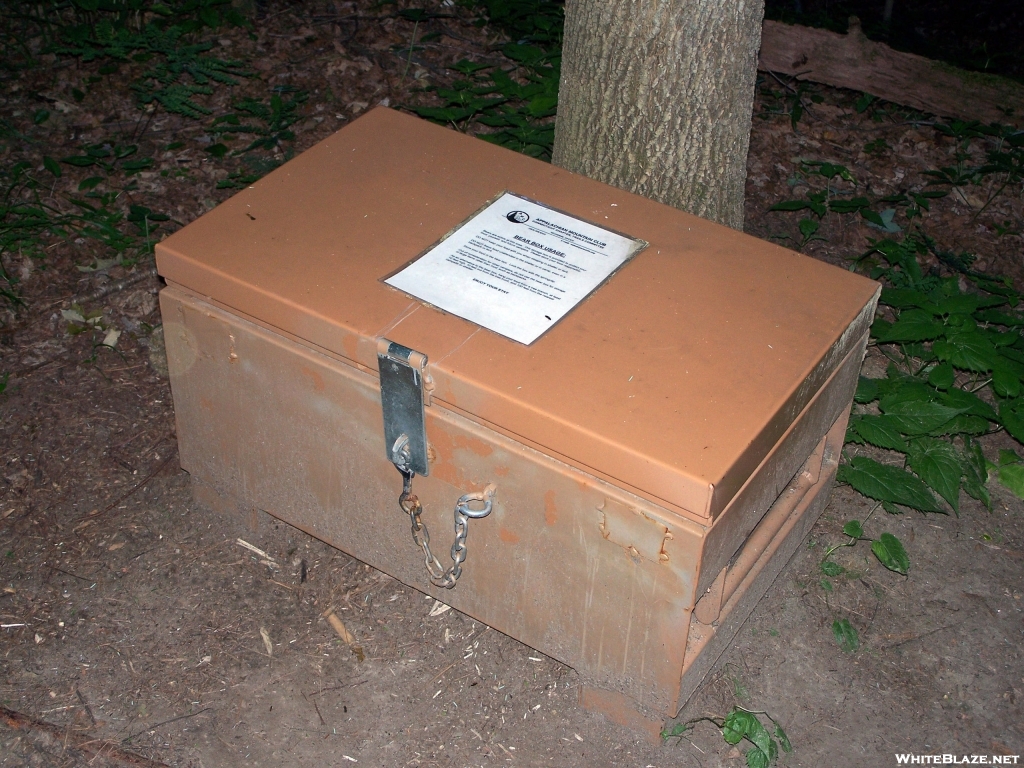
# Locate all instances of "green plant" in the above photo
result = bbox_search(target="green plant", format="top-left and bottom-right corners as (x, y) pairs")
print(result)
(821, 514), (910, 580)
(61, 24), (249, 119)
(0, 157), (170, 308)
(211, 88), (309, 154)
(832, 618), (859, 652)
(842, 232), (1024, 508)
(922, 121), (1024, 218)
(663, 707), (792, 768)
(768, 159), (944, 239)
(412, 47), (559, 159)
(410, 0), (562, 160)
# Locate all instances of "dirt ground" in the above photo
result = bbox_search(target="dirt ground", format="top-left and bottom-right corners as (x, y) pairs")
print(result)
(1, 2), (1023, 766)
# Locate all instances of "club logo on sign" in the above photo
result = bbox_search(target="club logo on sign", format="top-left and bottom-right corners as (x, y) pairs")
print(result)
(506, 210), (529, 224)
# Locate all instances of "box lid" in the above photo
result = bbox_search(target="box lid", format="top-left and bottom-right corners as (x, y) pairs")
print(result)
(156, 107), (879, 523)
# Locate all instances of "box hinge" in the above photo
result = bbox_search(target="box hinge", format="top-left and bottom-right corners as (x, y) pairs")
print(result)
(377, 338), (430, 476)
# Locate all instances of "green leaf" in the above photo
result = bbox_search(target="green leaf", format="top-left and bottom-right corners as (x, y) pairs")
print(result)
(828, 196), (870, 214)
(927, 363), (955, 389)
(880, 287), (933, 310)
(33, 109), (50, 124)
(854, 376), (880, 403)
(879, 400), (965, 435)
(661, 722), (690, 740)
(747, 748), (770, 768)
(820, 578), (833, 591)
(121, 158), (154, 172)
(42, 156), (61, 177)
(871, 533), (910, 574)
(837, 456), (943, 512)
(843, 519), (864, 538)
(998, 463), (1024, 499)
(992, 363), (1021, 398)
(200, 5), (220, 27)
(849, 415), (908, 451)
(775, 724), (792, 752)
(799, 218), (819, 238)
(929, 413), (988, 437)
(769, 199), (812, 212)
(930, 293), (1004, 316)
(907, 437), (962, 513)
(874, 309), (946, 343)
(999, 398), (1024, 443)
(61, 155), (97, 167)
(960, 440), (991, 509)
(999, 449), (1021, 465)
(933, 331), (998, 372)
(821, 560), (845, 577)
(722, 709), (756, 745)
(976, 309), (1024, 327)
(832, 618), (859, 652)
(78, 176), (104, 191)
(937, 387), (997, 421)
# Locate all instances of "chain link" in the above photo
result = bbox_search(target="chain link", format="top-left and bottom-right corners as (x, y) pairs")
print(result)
(392, 435), (493, 589)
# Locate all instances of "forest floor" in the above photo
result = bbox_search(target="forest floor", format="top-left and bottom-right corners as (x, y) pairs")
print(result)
(0, 2), (1022, 766)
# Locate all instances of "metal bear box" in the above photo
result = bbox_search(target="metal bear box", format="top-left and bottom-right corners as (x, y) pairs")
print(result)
(155, 107), (879, 736)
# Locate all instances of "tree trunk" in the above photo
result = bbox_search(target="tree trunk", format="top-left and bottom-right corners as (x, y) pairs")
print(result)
(552, 0), (765, 230)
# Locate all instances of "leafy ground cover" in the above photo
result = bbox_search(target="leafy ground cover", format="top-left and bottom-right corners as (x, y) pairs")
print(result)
(1, 1), (1022, 766)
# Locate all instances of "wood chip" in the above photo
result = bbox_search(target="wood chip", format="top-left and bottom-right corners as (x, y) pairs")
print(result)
(236, 538), (276, 563)
(428, 600), (451, 617)
(322, 607), (365, 661)
(259, 626), (273, 656)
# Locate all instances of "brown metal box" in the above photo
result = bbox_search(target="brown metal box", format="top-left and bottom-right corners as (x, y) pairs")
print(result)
(155, 107), (879, 735)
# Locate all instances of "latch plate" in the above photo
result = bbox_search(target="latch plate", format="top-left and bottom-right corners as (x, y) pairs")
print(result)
(377, 338), (429, 476)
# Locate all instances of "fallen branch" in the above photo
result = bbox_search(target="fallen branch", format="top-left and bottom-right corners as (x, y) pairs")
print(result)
(758, 17), (1024, 126)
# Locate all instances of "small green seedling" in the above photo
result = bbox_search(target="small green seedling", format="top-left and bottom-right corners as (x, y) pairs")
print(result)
(832, 618), (860, 652)
(664, 707), (792, 767)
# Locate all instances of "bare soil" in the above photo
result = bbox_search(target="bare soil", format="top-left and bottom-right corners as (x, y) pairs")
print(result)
(1, 2), (1022, 766)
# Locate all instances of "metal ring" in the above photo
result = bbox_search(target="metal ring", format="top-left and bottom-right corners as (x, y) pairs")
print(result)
(457, 490), (494, 519)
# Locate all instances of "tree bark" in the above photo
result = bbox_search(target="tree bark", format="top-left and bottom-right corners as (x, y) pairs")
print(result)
(553, 0), (765, 230)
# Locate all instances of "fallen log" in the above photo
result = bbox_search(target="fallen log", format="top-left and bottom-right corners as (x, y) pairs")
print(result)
(758, 17), (1024, 127)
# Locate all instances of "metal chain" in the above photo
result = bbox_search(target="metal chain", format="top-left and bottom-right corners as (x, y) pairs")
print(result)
(392, 435), (493, 589)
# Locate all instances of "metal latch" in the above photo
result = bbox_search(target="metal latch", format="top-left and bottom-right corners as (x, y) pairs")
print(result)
(377, 337), (495, 589)
(377, 338), (429, 476)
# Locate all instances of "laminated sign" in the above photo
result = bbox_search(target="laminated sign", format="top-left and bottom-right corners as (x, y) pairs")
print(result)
(386, 192), (646, 344)
(155, 107), (880, 738)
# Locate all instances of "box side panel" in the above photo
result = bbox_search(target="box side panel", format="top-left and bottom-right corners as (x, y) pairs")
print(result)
(677, 411), (846, 713)
(161, 285), (705, 716)
(694, 329), (868, 597)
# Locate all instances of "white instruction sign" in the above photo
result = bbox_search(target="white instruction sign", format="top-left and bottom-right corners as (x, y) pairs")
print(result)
(385, 192), (646, 345)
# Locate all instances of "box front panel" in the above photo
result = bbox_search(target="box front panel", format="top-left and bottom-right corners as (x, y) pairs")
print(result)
(161, 286), (706, 716)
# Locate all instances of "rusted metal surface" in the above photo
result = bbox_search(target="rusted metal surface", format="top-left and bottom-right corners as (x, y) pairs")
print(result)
(155, 108), (880, 728)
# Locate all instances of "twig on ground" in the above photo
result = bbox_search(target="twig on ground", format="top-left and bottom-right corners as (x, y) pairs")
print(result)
(122, 708), (212, 744)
